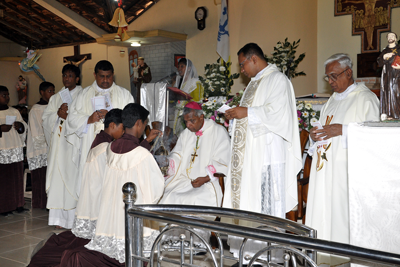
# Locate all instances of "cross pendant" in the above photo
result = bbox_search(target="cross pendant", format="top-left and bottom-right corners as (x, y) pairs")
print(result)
(191, 151), (198, 162)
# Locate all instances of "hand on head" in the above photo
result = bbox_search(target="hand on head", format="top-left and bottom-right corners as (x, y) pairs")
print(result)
(146, 129), (162, 143)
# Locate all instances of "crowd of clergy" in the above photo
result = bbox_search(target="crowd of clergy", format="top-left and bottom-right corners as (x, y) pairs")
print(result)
(0, 42), (381, 267)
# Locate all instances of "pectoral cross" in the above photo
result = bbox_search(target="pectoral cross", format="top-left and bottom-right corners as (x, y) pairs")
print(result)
(191, 151), (198, 162)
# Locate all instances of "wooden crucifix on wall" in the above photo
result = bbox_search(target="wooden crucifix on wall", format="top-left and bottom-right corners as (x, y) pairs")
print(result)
(63, 45), (92, 66)
(335, 0), (400, 53)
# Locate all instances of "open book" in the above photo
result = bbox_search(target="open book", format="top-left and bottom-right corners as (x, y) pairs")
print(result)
(296, 93), (331, 98)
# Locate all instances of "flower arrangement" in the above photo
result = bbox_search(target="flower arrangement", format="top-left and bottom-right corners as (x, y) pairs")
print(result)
(296, 101), (320, 131)
(199, 57), (240, 97)
(201, 97), (226, 125)
(226, 88), (245, 108)
(265, 38), (306, 79)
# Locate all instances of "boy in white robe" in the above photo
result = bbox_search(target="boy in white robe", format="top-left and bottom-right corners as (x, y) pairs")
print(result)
(43, 64), (82, 228)
(27, 82), (55, 209)
(0, 86), (27, 215)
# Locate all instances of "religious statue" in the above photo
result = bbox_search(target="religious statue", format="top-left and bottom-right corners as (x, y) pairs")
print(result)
(15, 75), (27, 104)
(377, 32), (400, 120)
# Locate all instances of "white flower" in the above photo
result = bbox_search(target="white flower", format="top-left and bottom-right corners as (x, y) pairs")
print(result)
(302, 111), (309, 118)
(221, 88), (225, 92)
(239, 90), (244, 94)
(232, 105), (237, 108)
(219, 66), (226, 71)
(178, 110), (183, 116)
(298, 117), (301, 121)
(215, 81), (220, 84)
(311, 111), (317, 117)
(202, 103), (206, 106)
(305, 103), (312, 110)
(282, 60), (287, 65)
(205, 79), (210, 83)
(216, 116), (220, 120)
(221, 80), (225, 84)
(310, 118), (318, 124)
(219, 118), (225, 123)
(282, 66), (287, 72)
(213, 99), (217, 103)
(297, 103), (304, 110)
(211, 88), (215, 92)
(211, 73), (216, 77)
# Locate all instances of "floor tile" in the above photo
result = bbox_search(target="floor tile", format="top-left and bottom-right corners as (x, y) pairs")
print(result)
(0, 214), (27, 226)
(25, 226), (59, 240)
(0, 244), (37, 265)
(0, 257), (26, 267)
(0, 234), (42, 254)
(0, 217), (50, 234)
(0, 230), (15, 238)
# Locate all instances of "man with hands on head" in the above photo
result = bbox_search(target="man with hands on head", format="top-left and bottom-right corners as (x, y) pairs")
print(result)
(306, 53), (379, 266)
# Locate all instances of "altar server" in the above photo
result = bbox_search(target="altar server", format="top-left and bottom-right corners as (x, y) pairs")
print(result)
(0, 86), (27, 215)
(27, 82), (55, 209)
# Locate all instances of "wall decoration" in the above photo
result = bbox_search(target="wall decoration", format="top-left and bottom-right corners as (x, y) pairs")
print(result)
(335, 0), (400, 53)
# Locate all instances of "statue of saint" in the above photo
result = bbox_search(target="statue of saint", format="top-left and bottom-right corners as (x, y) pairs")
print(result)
(377, 32), (400, 120)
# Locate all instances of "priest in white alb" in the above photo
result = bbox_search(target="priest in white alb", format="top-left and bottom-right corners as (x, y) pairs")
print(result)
(43, 64), (83, 228)
(306, 53), (379, 267)
(223, 43), (302, 263)
(65, 60), (134, 201)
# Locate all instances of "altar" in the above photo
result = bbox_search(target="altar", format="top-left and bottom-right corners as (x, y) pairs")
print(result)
(347, 123), (400, 258)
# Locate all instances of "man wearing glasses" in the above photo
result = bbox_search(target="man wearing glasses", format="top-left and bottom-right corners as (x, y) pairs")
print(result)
(306, 53), (379, 266)
(224, 43), (302, 264)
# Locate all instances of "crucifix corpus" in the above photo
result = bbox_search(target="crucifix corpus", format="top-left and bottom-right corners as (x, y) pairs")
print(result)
(63, 45), (92, 66)
(335, 0), (400, 53)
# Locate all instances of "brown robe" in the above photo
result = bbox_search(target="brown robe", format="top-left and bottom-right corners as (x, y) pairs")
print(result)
(377, 45), (400, 119)
(28, 133), (151, 267)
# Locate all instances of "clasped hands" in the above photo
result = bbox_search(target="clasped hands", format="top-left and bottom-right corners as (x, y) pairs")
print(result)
(57, 103), (69, 120)
(191, 175), (210, 188)
(0, 121), (23, 133)
(310, 124), (342, 142)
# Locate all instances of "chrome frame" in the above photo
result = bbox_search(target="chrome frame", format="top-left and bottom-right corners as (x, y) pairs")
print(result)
(123, 182), (400, 267)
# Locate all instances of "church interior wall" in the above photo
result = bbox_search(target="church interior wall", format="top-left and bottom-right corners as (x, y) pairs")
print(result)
(0, 43), (130, 106)
(130, 41), (186, 82)
(129, 0), (318, 96)
(317, 0), (400, 94)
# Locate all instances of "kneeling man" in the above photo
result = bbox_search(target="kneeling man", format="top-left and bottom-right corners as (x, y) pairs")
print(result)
(160, 101), (231, 208)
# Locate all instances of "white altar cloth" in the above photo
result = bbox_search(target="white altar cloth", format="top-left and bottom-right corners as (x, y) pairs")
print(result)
(348, 123), (400, 266)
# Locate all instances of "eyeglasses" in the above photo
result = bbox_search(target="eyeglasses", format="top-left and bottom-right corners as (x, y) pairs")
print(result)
(324, 68), (349, 82)
(239, 57), (250, 69)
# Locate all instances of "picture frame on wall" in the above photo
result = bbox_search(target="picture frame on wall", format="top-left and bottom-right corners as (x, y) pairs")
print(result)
(174, 54), (185, 68)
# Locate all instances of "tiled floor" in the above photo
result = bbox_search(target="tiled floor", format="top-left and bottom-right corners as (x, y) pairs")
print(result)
(0, 199), (65, 267)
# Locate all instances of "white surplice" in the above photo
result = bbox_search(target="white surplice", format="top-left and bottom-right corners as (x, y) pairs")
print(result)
(160, 119), (231, 208)
(223, 64), (302, 262)
(84, 145), (164, 263)
(0, 107), (27, 163)
(72, 142), (108, 239)
(43, 86), (82, 228)
(65, 81), (134, 199)
(306, 83), (379, 266)
(27, 103), (48, 170)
